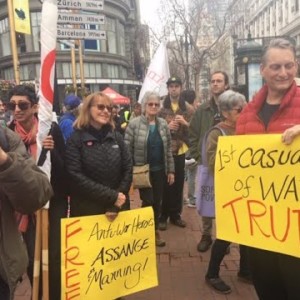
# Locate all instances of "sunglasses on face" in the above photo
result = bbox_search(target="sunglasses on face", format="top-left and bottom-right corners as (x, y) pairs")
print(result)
(231, 107), (243, 113)
(147, 102), (160, 107)
(7, 101), (31, 111)
(92, 104), (112, 112)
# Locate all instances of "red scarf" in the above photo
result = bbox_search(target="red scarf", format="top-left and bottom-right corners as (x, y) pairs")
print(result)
(14, 116), (38, 232)
(14, 117), (38, 160)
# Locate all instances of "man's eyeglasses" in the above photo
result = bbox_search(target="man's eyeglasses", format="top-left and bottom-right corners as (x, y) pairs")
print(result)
(92, 104), (112, 112)
(231, 107), (243, 113)
(147, 102), (160, 108)
(7, 101), (31, 111)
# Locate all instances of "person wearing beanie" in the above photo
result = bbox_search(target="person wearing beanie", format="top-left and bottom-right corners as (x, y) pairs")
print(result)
(59, 94), (81, 142)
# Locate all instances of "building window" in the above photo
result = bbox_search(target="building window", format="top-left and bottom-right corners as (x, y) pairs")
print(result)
(16, 33), (26, 53)
(120, 67), (128, 78)
(0, 18), (10, 56)
(84, 63), (102, 78)
(31, 12), (41, 52)
(118, 22), (125, 56)
(106, 17), (117, 54)
(107, 64), (119, 78)
(3, 67), (14, 80)
(84, 24), (100, 51)
(62, 62), (72, 78)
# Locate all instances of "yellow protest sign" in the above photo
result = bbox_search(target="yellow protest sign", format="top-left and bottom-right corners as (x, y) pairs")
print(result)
(215, 134), (300, 258)
(13, 0), (31, 35)
(61, 207), (158, 300)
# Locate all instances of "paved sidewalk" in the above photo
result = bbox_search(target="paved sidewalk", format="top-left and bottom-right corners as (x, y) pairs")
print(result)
(126, 189), (258, 300)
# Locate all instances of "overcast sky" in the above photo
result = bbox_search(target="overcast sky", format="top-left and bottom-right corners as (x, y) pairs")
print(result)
(139, 0), (161, 27)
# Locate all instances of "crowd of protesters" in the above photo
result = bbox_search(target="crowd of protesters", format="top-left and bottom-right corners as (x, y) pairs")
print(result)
(0, 37), (300, 300)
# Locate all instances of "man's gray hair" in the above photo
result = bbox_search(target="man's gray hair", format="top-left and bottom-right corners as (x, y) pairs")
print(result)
(218, 90), (246, 112)
(141, 91), (161, 113)
(261, 38), (296, 65)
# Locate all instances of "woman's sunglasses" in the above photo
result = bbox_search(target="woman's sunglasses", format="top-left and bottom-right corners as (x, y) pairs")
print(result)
(92, 104), (112, 112)
(7, 101), (31, 111)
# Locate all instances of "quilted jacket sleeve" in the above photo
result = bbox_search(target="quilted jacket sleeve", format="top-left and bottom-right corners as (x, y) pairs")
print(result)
(1, 128), (53, 213)
(115, 131), (133, 194)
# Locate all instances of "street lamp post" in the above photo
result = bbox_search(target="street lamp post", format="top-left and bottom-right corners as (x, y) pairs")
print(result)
(181, 28), (191, 89)
(233, 33), (263, 101)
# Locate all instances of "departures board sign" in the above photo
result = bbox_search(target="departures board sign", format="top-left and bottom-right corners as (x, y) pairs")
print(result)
(57, 0), (105, 41)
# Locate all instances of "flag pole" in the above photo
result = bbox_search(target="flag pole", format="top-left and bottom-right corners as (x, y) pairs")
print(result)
(37, 1), (58, 299)
(79, 40), (85, 91)
(32, 211), (42, 300)
(42, 209), (49, 300)
(71, 46), (77, 93)
(7, 0), (20, 84)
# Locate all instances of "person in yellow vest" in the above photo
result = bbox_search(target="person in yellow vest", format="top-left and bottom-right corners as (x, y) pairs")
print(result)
(119, 105), (131, 135)
(158, 76), (193, 230)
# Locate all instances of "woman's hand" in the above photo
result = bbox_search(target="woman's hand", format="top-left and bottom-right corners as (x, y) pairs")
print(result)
(282, 125), (300, 145)
(105, 211), (118, 222)
(167, 173), (175, 185)
(114, 192), (126, 209)
(42, 135), (55, 150)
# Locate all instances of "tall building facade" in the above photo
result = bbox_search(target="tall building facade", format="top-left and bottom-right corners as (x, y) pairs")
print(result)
(0, 0), (146, 102)
(208, 0), (300, 98)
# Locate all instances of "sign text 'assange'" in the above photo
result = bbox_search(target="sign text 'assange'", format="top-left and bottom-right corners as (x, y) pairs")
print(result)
(61, 207), (158, 299)
(215, 134), (300, 258)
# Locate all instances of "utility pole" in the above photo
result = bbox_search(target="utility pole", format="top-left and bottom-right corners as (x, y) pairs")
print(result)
(7, 0), (20, 84)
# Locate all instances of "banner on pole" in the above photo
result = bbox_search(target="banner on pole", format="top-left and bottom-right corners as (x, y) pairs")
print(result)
(61, 207), (158, 300)
(138, 41), (170, 103)
(215, 134), (300, 258)
(37, 0), (58, 187)
(13, 0), (31, 35)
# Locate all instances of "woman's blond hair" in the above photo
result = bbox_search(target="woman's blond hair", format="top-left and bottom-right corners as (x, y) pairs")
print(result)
(73, 92), (115, 129)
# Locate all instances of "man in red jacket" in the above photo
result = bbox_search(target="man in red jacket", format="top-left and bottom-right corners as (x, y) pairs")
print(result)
(236, 38), (300, 299)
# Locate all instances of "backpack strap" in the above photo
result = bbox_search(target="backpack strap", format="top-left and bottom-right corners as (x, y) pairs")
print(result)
(201, 125), (226, 166)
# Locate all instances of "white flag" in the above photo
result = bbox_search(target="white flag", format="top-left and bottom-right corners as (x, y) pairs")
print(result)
(37, 0), (57, 198)
(138, 41), (170, 103)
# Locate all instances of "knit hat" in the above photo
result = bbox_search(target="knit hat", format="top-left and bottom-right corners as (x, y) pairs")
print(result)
(64, 94), (81, 109)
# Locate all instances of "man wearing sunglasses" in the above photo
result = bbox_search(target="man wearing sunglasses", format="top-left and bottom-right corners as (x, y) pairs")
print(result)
(189, 71), (229, 253)
(7, 85), (67, 299)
